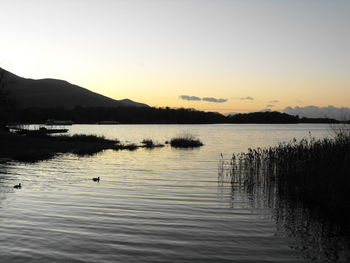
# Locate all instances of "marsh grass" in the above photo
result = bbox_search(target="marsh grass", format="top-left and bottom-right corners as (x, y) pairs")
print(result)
(113, 143), (138, 151)
(170, 133), (203, 148)
(140, 139), (164, 149)
(219, 132), (350, 229)
(141, 139), (154, 147)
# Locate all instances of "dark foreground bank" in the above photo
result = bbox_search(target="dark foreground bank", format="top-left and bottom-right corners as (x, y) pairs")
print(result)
(0, 131), (122, 162)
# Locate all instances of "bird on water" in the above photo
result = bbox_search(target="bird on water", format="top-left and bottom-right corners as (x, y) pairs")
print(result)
(92, 177), (100, 182)
(14, 183), (22, 189)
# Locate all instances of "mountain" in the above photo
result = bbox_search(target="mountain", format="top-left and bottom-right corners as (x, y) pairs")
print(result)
(0, 68), (148, 109)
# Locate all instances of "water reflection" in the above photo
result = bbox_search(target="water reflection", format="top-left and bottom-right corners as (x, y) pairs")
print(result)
(274, 203), (350, 262)
(218, 169), (350, 262)
(0, 164), (10, 208)
(0, 125), (342, 262)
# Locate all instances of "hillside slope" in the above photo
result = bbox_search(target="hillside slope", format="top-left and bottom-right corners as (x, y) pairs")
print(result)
(0, 68), (148, 109)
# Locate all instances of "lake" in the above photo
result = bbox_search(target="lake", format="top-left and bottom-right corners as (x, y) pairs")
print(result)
(0, 124), (348, 262)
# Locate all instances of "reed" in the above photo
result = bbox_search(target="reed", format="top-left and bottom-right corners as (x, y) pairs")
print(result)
(219, 131), (350, 228)
(170, 133), (203, 148)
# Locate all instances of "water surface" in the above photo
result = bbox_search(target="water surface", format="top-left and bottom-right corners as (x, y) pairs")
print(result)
(0, 124), (348, 262)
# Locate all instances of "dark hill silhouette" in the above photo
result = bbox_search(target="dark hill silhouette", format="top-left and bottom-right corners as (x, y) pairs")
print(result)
(0, 68), (148, 109)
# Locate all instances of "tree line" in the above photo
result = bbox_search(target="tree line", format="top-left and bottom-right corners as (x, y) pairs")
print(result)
(4, 106), (339, 124)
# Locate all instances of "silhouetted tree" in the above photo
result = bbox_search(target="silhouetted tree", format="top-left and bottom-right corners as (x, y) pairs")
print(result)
(0, 68), (16, 128)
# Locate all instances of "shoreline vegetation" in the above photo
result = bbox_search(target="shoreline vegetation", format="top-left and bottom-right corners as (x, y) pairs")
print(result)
(0, 130), (204, 163)
(219, 127), (350, 232)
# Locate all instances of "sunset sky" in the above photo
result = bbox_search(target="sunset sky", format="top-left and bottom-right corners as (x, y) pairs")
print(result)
(1, 0), (349, 114)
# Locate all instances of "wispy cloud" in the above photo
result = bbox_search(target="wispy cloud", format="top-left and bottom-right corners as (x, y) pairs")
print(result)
(240, 96), (254, 100)
(268, 100), (279, 103)
(202, 97), (227, 103)
(179, 95), (201, 101)
(266, 104), (275, 108)
(179, 95), (228, 103)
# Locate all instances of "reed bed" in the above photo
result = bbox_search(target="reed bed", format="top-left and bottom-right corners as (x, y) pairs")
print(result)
(219, 131), (350, 228)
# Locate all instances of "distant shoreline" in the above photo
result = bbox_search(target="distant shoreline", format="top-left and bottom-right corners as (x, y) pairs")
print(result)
(11, 107), (344, 125)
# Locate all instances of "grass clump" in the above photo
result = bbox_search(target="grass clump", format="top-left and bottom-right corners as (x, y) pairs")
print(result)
(113, 143), (138, 151)
(141, 139), (164, 149)
(141, 139), (155, 148)
(170, 133), (203, 148)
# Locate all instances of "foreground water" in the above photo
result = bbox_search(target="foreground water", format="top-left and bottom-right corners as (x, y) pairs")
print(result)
(0, 124), (349, 262)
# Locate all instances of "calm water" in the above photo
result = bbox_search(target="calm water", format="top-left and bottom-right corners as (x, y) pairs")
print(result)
(0, 124), (348, 262)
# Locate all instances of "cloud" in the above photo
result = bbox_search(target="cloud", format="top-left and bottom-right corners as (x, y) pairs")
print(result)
(202, 97), (227, 103)
(240, 96), (254, 100)
(266, 104), (275, 108)
(268, 100), (279, 103)
(179, 95), (201, 101)
(179, 95), (228, 103)
(283, 105), (350, 120)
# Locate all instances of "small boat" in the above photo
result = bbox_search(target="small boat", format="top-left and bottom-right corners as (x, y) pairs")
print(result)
(92, 177), (100, 182)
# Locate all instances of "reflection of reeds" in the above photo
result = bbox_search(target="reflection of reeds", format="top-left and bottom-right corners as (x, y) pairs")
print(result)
(219, 132), (350, 227)
(272, 188), (350, 262)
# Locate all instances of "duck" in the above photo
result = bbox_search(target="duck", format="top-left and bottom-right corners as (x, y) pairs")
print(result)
(92, 177), (100, 182)
(14, 183), (22, 189)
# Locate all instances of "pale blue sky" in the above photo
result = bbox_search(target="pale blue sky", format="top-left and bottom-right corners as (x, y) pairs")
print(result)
(1, 0), (349, 112)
